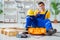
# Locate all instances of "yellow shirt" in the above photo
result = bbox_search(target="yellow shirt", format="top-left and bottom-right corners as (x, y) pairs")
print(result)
(34, 9), (50, 19)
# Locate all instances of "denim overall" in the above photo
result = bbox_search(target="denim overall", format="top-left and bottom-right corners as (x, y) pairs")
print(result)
(36, 10), (53, 31)
(25, 16), (37, 28)
(25, 10), (53, 31)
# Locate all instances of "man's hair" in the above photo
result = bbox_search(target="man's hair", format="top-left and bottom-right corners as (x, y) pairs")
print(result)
(38, 2), (44, 5)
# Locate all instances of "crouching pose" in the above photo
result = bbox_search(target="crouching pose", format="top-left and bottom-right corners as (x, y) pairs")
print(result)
(34, 2), (56, 33)
(16, 2), (57, 38)
(25, 2), (56, 34)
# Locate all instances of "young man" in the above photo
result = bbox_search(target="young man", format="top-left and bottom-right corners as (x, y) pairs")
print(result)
(18, 2), (57, 38)
(25, 2), (56, 34)
(34, 2), (56, 34)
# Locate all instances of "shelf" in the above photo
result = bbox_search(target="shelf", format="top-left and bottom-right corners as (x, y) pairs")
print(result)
(15, 0), (34, 2)
(19, 12), (25, 13)
(4, 8), (17, 10)
(16, 1), (33, 4)
(4, 22), (17, 23)
(0, 0), (35, 24)
(4, 1), (15, 4)
(0, 21), (3, 23)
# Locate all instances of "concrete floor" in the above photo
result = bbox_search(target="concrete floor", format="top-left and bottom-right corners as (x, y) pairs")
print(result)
(0, 33), (60, 40)
(0, 23), (60, 40)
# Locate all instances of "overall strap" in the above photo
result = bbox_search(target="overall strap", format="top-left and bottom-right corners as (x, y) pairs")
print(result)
(45, 10), (48, 15)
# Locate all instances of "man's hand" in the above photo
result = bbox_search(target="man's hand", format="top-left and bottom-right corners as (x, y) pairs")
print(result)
(36, 10), (41, 14)
(34, 9), (41, 16)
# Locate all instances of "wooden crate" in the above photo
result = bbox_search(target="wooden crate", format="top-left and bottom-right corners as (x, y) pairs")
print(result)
(0, 28), (5, 34)
(2, 28), (25, 36)
(8, 28), (25, 32)
(3, 29), (18, 36)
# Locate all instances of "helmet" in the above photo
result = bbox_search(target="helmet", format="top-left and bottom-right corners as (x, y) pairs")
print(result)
(27, 9), (34, 16)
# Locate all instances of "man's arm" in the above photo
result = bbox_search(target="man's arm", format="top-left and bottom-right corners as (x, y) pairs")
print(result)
(45, 10), (50, 19)
(34, 9), (39, 16)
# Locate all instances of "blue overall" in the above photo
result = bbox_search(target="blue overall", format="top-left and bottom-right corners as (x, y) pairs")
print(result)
(36, 10), (53, 31)
(25, 16), (37, 28)
(25, 10), (53, 31)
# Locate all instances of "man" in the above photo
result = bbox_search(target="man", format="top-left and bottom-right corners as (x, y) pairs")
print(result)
(34, 2), (56, 34)
(25, 2), (56, 34)
(17, 2), (57, 38)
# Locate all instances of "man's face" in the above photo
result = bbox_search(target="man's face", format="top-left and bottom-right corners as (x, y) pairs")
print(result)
(38, 4), (45, 10)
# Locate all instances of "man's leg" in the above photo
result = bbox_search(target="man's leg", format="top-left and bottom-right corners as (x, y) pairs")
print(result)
(25, 16), (37, 28)
(32, 17), (37, 27)
(36, 18), (56, 35)
(23, 16), (32, 34)
(44, 19), (57, 35)
(37, 18), (45, 27)
(44, 19), (53, 31)
(25, 16), (32, 28)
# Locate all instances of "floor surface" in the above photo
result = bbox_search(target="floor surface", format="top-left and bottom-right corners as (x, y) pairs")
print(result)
(0, 23), (60, 40)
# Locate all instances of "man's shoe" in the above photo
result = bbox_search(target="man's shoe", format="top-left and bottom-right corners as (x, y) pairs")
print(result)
(22, 32), (28, 34)
(47, 29), (57, 35)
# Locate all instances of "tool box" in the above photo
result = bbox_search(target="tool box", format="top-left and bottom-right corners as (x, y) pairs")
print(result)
(28, 27), (46, 35)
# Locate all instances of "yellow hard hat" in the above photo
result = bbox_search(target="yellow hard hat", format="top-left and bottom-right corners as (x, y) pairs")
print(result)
(27, 9), (34, 16)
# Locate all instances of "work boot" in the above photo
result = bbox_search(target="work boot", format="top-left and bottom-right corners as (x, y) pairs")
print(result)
(22, 31), (28, 34)
(47, 29), (57, 35)
(16, 33), (28, 38)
